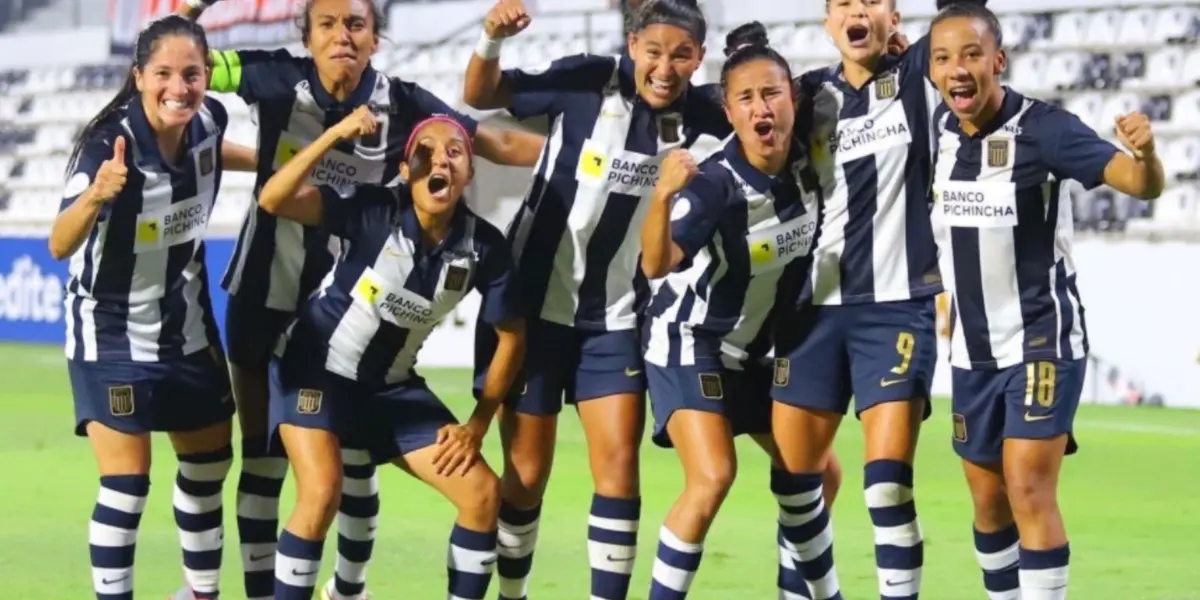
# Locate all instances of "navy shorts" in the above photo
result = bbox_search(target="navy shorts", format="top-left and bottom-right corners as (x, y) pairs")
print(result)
(646, 360), (772, 448)
(224, 292), (294, 369)
(268, 357), (458, 465)
(474, 318), (646, 416)
(69, 346), (233, 436)
(951, 358), (1085, 464)
(773, 297), (937, 418)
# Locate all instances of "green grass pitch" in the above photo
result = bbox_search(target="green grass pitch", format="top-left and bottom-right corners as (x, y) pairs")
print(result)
(1, 343), (1197, 598)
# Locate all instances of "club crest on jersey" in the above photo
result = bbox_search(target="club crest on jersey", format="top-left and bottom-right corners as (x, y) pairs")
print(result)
(874, 75), (897, 100)
(444, 265), (469, 292)
(987, 139), (1010, 168)
(198, 147), (214, 176)
(658, 113), (682, 144)
(108, 385), (135, 416)
(698, 373), (724, 399)
(952, 413), (968, 442)
(297, 389), (323, 415)
(773, 358), (790, 386)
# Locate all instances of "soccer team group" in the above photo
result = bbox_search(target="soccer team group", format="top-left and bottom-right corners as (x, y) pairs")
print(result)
(48, 0), (1164, 597)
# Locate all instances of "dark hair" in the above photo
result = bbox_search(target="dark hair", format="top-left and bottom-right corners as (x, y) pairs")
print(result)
(719, 21), (792, 92)
(931, 1), (1001, 48)
(630, 0), (707, 45)
(296, 0), (387, 45)
(67, 15), (210, 174)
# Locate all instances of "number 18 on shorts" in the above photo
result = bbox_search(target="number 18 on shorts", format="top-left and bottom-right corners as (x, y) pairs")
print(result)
(950, 358), (1086, 464)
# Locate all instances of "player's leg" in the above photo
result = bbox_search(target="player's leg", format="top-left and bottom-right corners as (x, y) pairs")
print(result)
(951, 366), (1021, 600)
(574, 328), (646, 600)
(68, 360), (153, 600)
(158, 347), (236, 599)
(848, 299), (937, 599)
(478, 319), (567, 600)
(771, 304), (849, 600)
(376, 379), (503, 600)
(1001, 359), (1086, 600)
(270, 362), (347, 599)
(641, 365), (736, 599)
(224, 295), (292, 600)
(323, 445), (378, 600)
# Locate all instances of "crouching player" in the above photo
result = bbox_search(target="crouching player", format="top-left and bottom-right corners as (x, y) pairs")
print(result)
(255, 105), (526, 599)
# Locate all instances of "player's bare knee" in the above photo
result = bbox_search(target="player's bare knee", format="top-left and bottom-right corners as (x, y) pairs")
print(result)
(294, 469), (341, 532)
(591, 445), (640, 498)
(1004, 473), (1057, 518)
(501, 452), (552, 505)
(684, 460), (737, 516)
(459, 472), (502, 526)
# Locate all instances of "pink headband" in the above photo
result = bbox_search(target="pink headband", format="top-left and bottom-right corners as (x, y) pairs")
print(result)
(404, 115), (474, 161)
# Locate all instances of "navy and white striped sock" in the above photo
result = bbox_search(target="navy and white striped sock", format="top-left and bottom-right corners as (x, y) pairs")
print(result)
(274, 529), (324, 599)
(236, 438), (287, 600)
(864, 460), (923, 600)
(1019, 543), (1069, 600)
(772, 469), (842, 600)
(174, 446), (233, 597)
(647, 526), (703, 600)
(447, 525), (498, 600)
(496, 502), (540, 600)
(975, 525), (1020, 600)
(333, 448), (378, 599)
(588, 494), (640, 599)
(90, 474), (150, 600)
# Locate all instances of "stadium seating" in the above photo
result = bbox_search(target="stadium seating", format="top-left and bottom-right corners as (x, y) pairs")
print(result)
(0, 3), (1196, 233)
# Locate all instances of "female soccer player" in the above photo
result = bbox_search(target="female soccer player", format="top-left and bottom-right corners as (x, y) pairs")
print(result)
(639, 22), (841, 599)
(181, 1), (543, 597)
(769, 1), (981, 597)
(927, 5), (1162, 599)
(255, 106), (525, 600)
(462, 1), (732, 597)
(50, 15), (241, 600)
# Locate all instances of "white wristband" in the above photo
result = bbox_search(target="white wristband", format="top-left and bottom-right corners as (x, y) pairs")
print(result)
(475, 30), (504, 61)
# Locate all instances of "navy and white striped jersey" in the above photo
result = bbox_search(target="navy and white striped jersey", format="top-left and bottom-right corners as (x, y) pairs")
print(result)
(62, 97), (228, 362)
(643, 138), (821, 370)
(278, 186), (520, 387)
(211, 49), (479, 312)
(796, 35), (943, 305)
(502, 53), (731, 331)
(932, 89), (1117, 370)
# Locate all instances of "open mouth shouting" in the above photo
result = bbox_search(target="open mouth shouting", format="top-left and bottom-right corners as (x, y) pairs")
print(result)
(947, 81), (978, 112)
(646, 75), (678, 102)
(846, 23), (871, 48)
(753, 119), (776, 144)
(427, 171), (452, 201)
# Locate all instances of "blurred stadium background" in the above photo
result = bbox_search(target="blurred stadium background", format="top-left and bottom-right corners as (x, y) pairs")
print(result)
(0, 0), (1196, 597)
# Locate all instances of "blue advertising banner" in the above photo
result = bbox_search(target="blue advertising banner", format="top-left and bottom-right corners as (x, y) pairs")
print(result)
(0, 236), (237, 345)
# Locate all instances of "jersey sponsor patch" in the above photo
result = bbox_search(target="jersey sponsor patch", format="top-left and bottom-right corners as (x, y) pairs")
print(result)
(133, 195), (212, 253)
(935, 180), (1019, 228)
(352, 267), (438, 328)
(828, 100), (913, 165)
(745, 212), (818, 275)
(274, 131), (387, 189)
(576, 140), (662, 196)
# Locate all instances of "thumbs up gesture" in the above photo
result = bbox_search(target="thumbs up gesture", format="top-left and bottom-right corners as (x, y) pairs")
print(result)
(92, 136), (128, 204)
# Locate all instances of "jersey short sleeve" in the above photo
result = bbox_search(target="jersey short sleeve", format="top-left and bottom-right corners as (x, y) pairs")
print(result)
(1033, 104), (1120, 190)
(61, 125), (124, 218)
(670, 168), (732, 264)
(209, 49), (303, 104)
(503, 53), (615, 120)
(473, 220), (522, 325)
(202, 96), (229, 134)
(319, 185), (395, 240)
(390, 79), (479, 138)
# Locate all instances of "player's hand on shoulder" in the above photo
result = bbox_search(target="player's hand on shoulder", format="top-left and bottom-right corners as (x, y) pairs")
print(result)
(92, 136), (128, 204)
(484, 0), (532, 38)
(332, 105), (378, 141)
(656, 149), (701, 198)
(432, 423), (484, 477)
(1115, 112), (1155, 159)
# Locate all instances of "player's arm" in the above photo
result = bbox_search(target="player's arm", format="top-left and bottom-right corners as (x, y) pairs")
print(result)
(473, 125), (544, 167)
(468, 229), (527, 445)
(176, 0), (217, 20)
(1041, 108), (1164, 200)
(50, 135), (127, 260)
(258, 106), (378, 225)
(1102, 113), (1165, 200)
(221, 140), (257, 172)
(643, 151), (721, 279)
